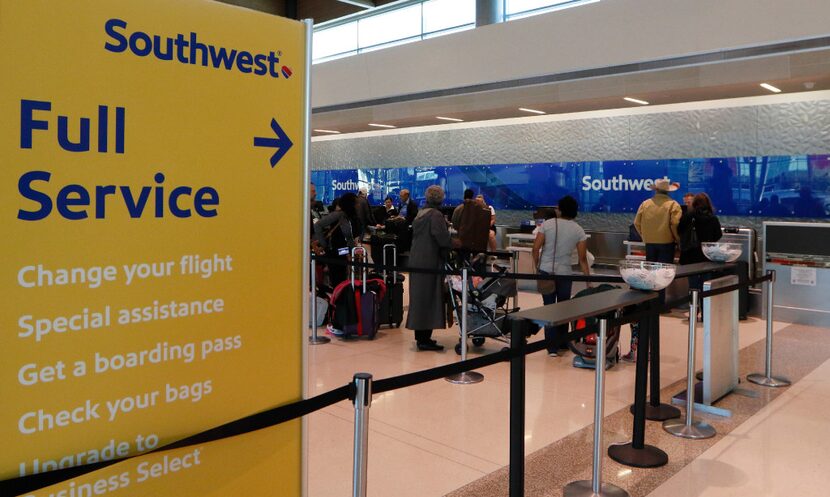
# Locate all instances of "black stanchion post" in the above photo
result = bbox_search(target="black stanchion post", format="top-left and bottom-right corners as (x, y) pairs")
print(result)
(645, 310), (680, 420)
(511, 251), (520, 309)
(632, 308), (650, 449)
(509, 318), (526, 497)
(609, 301), (668, 468)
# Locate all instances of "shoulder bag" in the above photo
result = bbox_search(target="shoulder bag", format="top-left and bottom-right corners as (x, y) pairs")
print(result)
(537, 218), (558, 294)
(681, 216), (699, 251)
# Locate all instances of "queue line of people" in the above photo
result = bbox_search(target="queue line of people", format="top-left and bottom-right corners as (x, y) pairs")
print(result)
(310, 183), (419, 289)
(309, 180), (725, 358)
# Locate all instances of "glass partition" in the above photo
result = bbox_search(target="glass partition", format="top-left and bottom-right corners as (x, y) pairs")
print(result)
(506, 0), (599, 20)
(312, 0), (475, 63)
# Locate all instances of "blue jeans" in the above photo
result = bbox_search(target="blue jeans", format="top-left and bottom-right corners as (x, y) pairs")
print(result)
(539, 270), (573, 353)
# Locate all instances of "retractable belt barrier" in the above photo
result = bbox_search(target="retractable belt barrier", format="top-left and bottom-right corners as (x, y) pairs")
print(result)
(313, 254), (631, 283)
(4, 261), (771, 495)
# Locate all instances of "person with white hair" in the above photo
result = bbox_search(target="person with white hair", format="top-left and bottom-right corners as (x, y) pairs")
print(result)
(405, 185), (453, 351)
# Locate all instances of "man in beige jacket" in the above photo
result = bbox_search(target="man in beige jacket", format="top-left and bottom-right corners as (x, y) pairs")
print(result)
(634, 178), (682, 264)
(624, 178), (682, 362)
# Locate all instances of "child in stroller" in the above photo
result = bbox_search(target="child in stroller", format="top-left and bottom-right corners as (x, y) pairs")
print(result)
(446, 254), (520, 355)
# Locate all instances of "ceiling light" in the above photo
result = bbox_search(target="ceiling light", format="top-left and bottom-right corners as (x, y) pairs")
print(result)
(313, 129), (341, 134)
(436, 116), (463, 122)
(623, 97), (650, 105)
(368, 123), (396, 129)
(518, 107), (545, 115)
(760, 83), (782, 93)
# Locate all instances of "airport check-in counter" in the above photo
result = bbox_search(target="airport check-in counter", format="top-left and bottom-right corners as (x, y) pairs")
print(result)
(589, 228), (755, 315)
(763, 221), (830, 327)
(507, 226), (757, 313)
(506, 233), (538, 291)
(506, 230), (621, 292)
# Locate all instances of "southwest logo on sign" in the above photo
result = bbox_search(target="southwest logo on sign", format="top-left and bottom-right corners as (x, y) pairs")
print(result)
(103, 19), (292, 80)
(581, 175), (670, 192)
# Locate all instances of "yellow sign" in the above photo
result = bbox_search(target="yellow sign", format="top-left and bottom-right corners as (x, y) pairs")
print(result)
(0, 0), (306, 495)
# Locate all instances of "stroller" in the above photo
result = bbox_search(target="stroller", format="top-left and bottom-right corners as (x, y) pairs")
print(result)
(567, 284), (622, 369)
(446, 254), (520, 355)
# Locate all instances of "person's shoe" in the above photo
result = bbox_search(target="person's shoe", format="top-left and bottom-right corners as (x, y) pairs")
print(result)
(621, 350), (637, 363)
(417, 342), (444, 351)
(548, 351), (559, 357)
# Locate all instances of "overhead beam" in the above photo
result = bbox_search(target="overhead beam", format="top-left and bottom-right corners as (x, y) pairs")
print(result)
(337, 0), (376, 8)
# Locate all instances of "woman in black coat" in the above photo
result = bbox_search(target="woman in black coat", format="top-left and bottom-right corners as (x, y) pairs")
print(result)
(678, 193), (723, 265)
(405, 185), (453, 351)
(678, 193), (722, 320)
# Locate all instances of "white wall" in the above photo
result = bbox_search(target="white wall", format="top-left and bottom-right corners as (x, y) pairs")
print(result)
(312, 0), (830, 108)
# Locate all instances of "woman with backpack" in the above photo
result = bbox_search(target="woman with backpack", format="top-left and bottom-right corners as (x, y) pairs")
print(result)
(313, 193), (360, 287)
(678, 192), (723, 320)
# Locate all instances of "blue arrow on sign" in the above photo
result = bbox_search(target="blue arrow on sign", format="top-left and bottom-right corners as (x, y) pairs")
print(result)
(254, 118), (293, 168)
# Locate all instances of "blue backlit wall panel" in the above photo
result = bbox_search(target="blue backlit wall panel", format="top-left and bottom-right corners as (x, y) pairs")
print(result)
(311, 155), (830, 218)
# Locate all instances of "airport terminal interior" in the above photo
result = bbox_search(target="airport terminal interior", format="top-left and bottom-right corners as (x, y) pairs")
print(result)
(284, 0), (830, 495)
(5, 1), (830, 497)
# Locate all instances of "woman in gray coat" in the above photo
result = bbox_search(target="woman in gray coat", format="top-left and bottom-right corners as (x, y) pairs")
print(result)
(406, 185), (452, 351)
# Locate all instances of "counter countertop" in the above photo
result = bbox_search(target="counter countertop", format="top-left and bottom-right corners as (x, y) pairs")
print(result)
(512, 288), (656, 326)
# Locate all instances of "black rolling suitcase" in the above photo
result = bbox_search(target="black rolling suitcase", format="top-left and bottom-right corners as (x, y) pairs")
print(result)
(377, 243), (405, 328)
(371, 232), (397, 271)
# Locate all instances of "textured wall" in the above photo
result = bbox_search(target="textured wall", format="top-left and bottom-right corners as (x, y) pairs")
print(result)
(311, 94), (830, 232)
(312, 97), (830, 169)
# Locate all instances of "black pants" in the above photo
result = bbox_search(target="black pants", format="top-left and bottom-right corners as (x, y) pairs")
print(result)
(645, 243), (675, 264)
(414, 330), (433, 343)
(539, 271), (573, 353)
(327, 253), (349, 288)
(645, 242), (675, 306)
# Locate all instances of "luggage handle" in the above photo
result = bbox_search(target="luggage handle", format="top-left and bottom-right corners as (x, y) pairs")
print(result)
(351, 246), (368, 293)
(382, 243), (397, 282)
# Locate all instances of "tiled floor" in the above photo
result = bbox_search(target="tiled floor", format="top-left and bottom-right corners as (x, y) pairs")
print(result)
(647, 356), (830, 497)
(445, 320), (830, 497)
(305, 287), (791, 497)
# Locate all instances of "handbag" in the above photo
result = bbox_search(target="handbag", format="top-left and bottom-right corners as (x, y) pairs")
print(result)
(688, 218), (700, 248)
(537, 218), (558, 294)
(681, 216), (700, 251)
